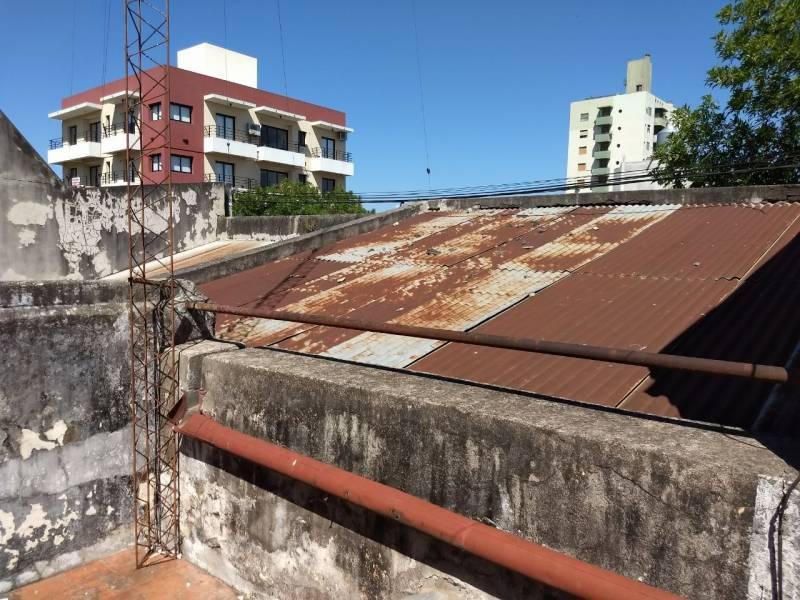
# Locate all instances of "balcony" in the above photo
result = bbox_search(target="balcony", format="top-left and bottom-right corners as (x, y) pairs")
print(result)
(48, 131), (103, 164)
(256, 142), (306, 168)
(593, 149), (610, 159)
(203, 125), (258, 160)
(306, 147), (354, 176)
(101, 124), (139, 154)
(204, 173), (261, 190)
(594, 132), (612, 143)
(591, 166), (610, 176)
(654, 115), (668, 129)
(595, 115), (613, 126)
(100, 171), (140, 187)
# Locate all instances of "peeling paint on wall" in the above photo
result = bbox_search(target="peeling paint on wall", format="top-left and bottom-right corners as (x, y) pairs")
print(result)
(7, 201), (53, 226)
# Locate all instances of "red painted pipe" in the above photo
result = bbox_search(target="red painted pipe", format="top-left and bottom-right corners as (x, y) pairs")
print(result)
(174, 411), (682, 600)
(189, 301), (798, 386)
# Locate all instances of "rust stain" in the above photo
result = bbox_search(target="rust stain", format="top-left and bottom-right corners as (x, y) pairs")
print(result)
(200, 202), (800, 430)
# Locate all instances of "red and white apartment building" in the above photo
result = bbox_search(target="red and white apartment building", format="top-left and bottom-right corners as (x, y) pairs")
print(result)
(47, 43), (353, 192)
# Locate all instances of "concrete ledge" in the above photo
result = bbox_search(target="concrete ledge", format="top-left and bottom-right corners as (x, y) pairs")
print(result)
(186, 349), (799, 599)
(429, 184), (800, 211)
(175, 204), (422, 284)
(218, 214), (368, 241)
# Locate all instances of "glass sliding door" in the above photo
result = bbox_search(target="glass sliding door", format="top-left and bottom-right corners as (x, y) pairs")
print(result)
(215, 113), (235, 140)
(215, 161), (235, 185)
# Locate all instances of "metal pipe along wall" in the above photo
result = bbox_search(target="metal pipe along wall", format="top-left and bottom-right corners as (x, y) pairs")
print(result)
(173, 410), (682, 600)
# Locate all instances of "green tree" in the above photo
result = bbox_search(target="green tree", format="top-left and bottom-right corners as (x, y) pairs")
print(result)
(652, 0), (800, 187)
(233, 180), (369, 216)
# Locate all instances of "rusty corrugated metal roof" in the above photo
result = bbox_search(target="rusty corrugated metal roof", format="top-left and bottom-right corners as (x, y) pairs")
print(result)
(200, 202), (800, 430)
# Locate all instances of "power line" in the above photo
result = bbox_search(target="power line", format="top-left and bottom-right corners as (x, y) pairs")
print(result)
(276, 0), (290, 108)
(410, 0), (432, 189)
(69, 0), (77, 95)
(227, 156), (800, 204)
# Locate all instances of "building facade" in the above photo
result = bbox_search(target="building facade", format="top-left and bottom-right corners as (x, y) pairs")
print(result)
(47, 43), (353, 191)
(565, 55), (672, 192)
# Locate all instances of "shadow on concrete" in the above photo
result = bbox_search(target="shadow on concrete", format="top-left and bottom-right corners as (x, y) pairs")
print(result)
(182, 436), (575, 600)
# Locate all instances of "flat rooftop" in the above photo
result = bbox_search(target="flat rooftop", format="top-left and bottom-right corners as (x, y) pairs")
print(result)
(199, 201), (800, 432)
(9, 549), (239, 600)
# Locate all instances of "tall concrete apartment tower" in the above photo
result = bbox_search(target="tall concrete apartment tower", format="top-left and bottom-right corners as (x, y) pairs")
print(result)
(566, 55), (673, 192)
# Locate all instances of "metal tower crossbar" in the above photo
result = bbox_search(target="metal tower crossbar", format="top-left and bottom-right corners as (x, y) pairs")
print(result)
(124, 0), (179, 568)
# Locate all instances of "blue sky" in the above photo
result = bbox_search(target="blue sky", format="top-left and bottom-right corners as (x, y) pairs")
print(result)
(0, 0), (726, 195)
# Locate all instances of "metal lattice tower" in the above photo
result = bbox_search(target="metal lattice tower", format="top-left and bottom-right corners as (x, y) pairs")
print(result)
(124, 0), (180, 567)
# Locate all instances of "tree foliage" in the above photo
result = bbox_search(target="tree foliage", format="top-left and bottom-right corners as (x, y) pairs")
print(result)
(233, 180), (369, 216)
(652, 0), (800, 187)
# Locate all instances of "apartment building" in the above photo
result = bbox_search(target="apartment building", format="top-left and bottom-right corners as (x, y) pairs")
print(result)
(565, 55), (673, 192)
(47, 43), (353, 191)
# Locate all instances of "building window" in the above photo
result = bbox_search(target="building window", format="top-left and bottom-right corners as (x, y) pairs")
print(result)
(68, 125), (77, 145)
(579, 112), (589, 121)
(645, 141), (651, 150)
(578, 146), (587, 155)
(298, 173), (307, 184)
(169, 103), (192, 123)
(297, 131), (306, 149)
(170, 154), (192, 173)
(577, 163), (587, 172)
(579, 129), (588, 139)
(261, 126), (289, 150)
(150, 103), (162, 121)
(68, 167), (78, 181)
(645, 106), (652, 116)
(151, 154), (162, 172)
(260, 169), (288, 187)
(321, 137), (336, 159)
(646, 124), (651, 133)
(215, 161), (235, 184)
(321, 177), (336, 192)
(215, 113), (235, 140)
(636, 84), (643, 92)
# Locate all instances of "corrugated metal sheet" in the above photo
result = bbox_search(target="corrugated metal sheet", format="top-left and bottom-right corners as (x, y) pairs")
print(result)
(105, 240), (271, 281)
(199, 201), (800, 430)
(580, 203), (800, 280)
(410, 274), (738, 407)
(273, 205), (677, 363)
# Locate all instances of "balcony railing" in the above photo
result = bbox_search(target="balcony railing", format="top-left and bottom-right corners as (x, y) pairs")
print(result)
(50, 130), (102, 149)
(100, 170), (139, 184)
(103, 123), (137, 137)
(310, 147), (352, 162)
(204, 173), (261, 190)
(203, 125), (307, 153)
(204, 124), (259, 144)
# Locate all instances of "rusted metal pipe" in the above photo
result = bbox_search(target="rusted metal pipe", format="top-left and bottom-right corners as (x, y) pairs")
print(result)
(173, 409), (682, 600)
(189, 301), (798, 386)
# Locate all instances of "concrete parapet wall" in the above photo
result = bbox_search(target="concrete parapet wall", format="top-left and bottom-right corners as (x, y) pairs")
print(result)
(0, 111), (225, 281)
(182, 349), (800, 599)
(176, 205), (421, 284)
(0, 281), (132, 592)
(430, 184), (800, 211)
(218, 214), (367, 242)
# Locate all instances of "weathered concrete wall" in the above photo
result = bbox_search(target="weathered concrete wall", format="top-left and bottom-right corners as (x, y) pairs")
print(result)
(181, 349), (800, 600)
(218, 214), (367, 242)
(430, 184), (800, 211)
(0, 281), (132, 592)
(0, 111), (225, 281)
